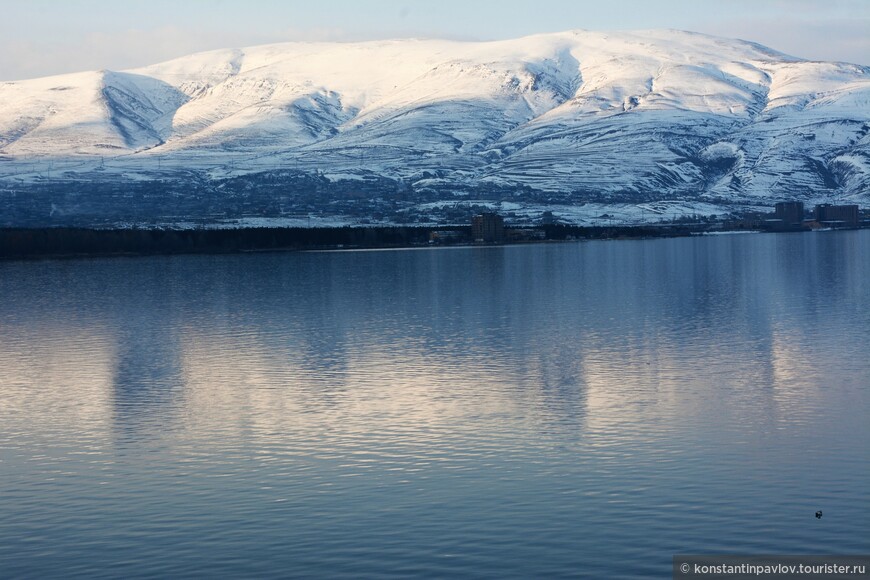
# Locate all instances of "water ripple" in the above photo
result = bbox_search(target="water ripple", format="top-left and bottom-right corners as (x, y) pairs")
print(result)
(1, 231), (868, 578)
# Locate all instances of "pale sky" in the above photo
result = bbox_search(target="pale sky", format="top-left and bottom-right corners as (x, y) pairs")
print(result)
(1, 0), (867, 80)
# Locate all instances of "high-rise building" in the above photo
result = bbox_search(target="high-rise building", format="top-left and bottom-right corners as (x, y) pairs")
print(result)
(774, 201), (804, 226)
(814, 204), (859, 226)
(471, 213), (505, 243)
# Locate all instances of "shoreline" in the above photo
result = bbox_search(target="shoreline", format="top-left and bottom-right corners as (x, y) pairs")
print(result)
(0, 222), (865, 261)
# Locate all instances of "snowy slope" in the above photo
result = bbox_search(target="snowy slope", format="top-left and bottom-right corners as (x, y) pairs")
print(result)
(1, 29), (868, 209)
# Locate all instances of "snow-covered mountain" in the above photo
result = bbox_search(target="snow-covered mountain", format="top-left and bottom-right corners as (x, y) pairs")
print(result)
(1, 30), (868, 226)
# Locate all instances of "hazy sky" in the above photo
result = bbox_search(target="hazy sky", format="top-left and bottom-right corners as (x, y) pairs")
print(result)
(1, 0), (867, 80)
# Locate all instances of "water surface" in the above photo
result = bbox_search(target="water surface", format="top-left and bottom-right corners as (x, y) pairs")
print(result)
(1, 231), (868, 578)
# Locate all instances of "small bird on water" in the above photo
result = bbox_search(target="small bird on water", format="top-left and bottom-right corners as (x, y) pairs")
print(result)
(815, 510), (823, 519)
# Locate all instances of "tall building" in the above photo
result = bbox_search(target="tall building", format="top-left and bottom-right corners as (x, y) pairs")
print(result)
(774, 201), (804, 226)
(815, 204), (859, 226)
(472, 213), (505, 243)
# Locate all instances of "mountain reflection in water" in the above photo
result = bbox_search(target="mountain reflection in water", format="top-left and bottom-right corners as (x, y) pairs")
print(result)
(1, 231), (868, 578)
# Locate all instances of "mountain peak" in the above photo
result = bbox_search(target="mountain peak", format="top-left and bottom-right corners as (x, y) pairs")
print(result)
(1, 29), (867, 227)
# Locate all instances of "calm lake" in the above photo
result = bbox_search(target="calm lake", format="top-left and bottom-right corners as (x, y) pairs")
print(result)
(1, 230), (868, 578)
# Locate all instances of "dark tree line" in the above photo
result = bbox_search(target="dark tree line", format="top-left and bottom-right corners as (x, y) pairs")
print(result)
(0, 226), (451, 259)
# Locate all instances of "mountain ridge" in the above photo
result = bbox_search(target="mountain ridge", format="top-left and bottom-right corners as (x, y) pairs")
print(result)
(1, 29), (868, 227)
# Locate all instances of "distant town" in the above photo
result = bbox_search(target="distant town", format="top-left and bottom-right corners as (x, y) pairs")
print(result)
(736, 202), (864, 232)
(436, 201), (869, 245)
(0, 201), (867, 260)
